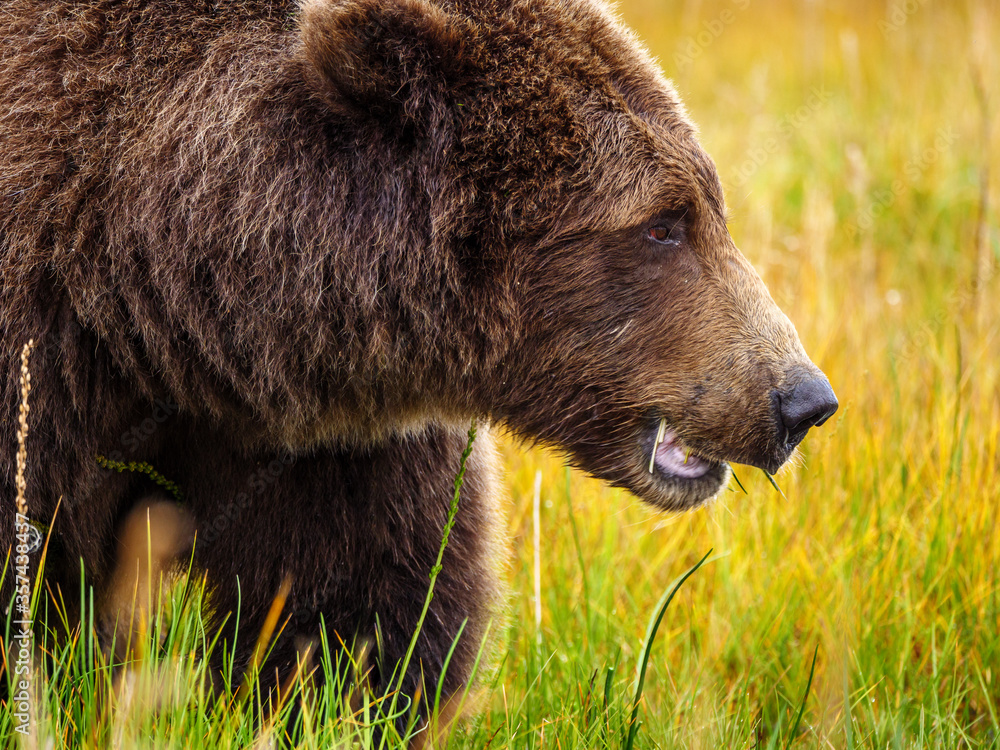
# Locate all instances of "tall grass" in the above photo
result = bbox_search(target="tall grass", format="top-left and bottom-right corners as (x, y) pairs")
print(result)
(4, 0), (999, 747)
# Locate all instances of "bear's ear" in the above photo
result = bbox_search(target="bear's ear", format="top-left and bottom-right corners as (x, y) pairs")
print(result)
(299, 0), (470, 115)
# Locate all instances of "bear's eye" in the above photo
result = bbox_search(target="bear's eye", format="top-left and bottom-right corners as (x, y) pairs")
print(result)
(647, 211), (688, 247)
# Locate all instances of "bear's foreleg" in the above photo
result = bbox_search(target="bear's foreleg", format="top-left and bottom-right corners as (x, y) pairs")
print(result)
(178, 423), (507, 731)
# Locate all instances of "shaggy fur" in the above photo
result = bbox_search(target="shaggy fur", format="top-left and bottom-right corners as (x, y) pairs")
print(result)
(1, 0), (834, 714)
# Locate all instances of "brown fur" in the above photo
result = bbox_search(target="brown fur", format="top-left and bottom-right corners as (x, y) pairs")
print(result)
(1, 0), (833, 720)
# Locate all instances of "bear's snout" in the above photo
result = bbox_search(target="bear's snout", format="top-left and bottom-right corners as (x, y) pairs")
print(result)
(775, 373), (839, 447)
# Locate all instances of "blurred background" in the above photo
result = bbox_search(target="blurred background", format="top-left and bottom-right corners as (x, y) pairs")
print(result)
(495, 0), (1000, 745)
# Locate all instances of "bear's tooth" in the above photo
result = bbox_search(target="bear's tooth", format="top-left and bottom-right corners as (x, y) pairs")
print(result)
(649, 417), (667, 474)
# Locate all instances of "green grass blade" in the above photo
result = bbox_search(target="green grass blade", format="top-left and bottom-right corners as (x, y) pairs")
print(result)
(784, 644), (819, 750)
(762, 470), (787, 499)
(381, 417), (477, 746)
(624, 548), (713, 750)
(730, 466), (748, 494)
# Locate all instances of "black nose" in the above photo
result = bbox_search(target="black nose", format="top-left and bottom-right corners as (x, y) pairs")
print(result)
(778, 376), (838, 440)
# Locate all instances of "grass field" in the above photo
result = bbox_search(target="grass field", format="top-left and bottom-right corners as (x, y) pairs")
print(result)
(4, 0), (1000, 747)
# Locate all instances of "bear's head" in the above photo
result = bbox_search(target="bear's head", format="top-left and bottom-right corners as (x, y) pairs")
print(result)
(299, 0), (837, 511)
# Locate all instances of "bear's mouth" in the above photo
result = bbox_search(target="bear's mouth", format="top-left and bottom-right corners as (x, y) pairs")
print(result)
(635, 418), (730, 509)
(648, 424), (715, 479)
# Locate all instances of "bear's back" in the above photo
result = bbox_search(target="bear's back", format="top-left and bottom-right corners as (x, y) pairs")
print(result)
(0, 1), (297, 257)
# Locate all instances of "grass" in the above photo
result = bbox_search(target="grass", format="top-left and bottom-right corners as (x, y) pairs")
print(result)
(4, 0), (1000, 746)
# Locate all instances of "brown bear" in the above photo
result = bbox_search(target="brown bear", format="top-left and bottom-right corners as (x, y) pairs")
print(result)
(0, 0), (837, 724)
